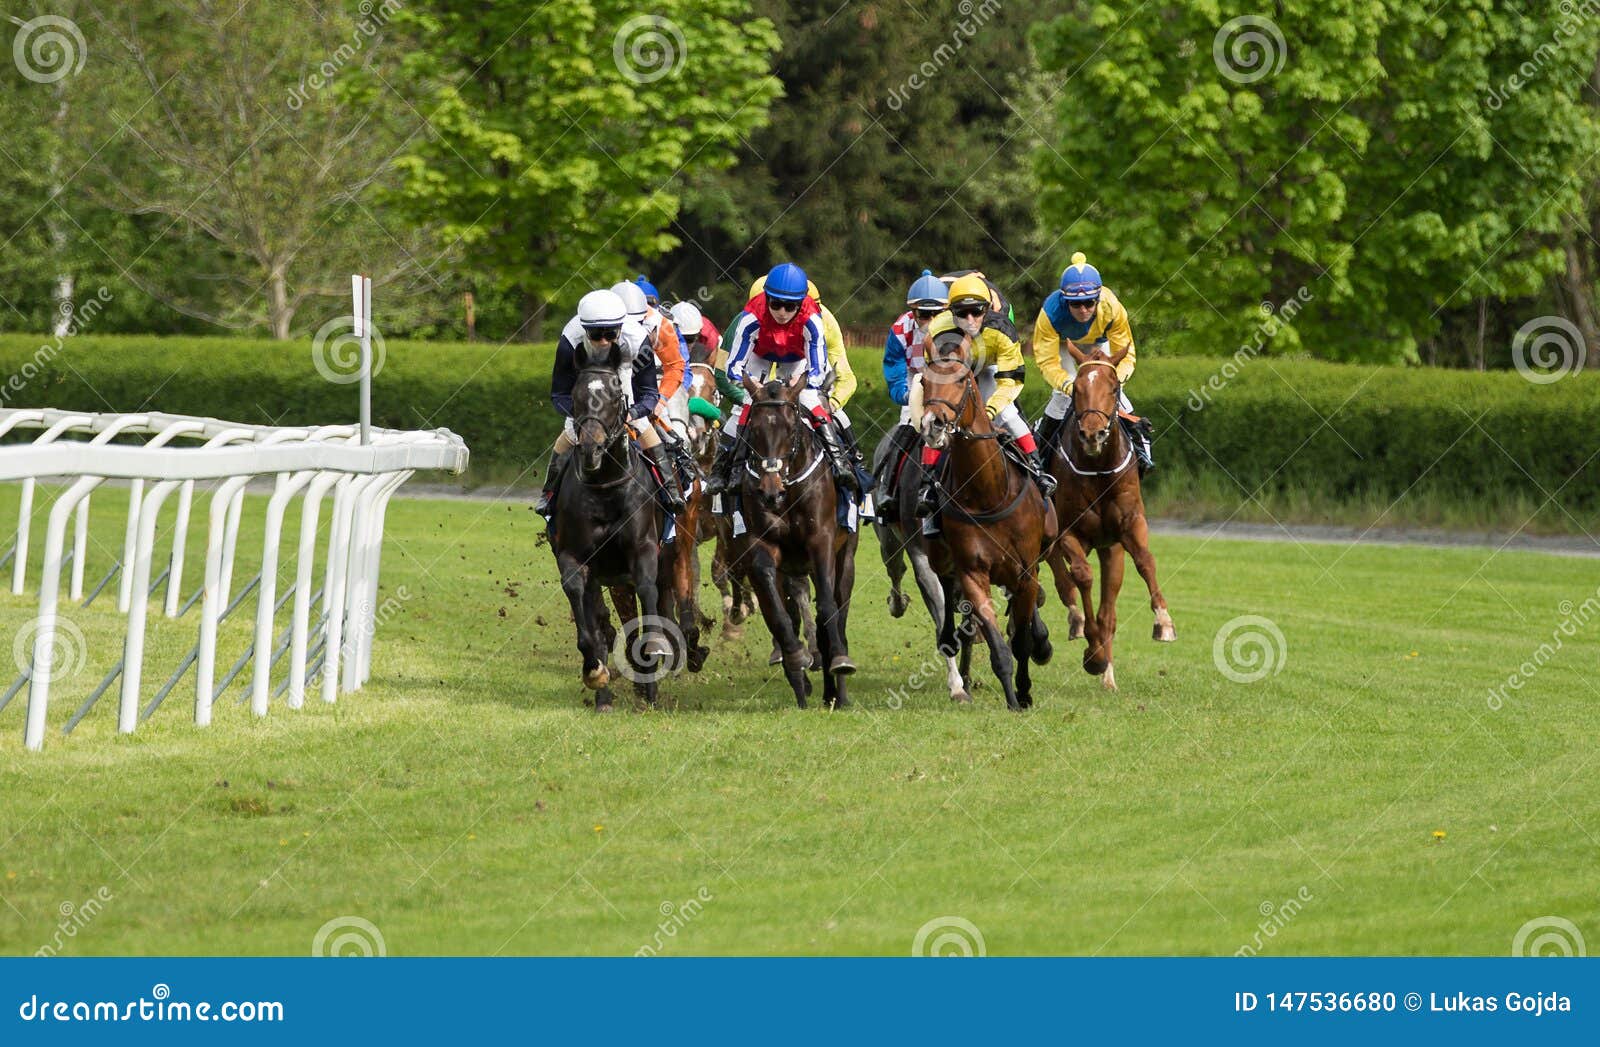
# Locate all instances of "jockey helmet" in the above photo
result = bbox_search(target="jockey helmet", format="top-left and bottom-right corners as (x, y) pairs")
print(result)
(907, 269), (949, 309)
(763, 262), (809, 302)
(608, 281), (649, 321)
(1059, 252), (1102, 302)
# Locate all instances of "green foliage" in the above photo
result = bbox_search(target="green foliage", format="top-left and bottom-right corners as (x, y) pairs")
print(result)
(1034, 1), (1600, 362)
(385, 0), (780, 336)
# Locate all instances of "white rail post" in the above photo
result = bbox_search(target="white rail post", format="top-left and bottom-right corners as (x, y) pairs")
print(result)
(24, 476), (104, 751)
(287, 471), (341, 708)
(119, 479), (184, 733)
(195, 474), (254, 727)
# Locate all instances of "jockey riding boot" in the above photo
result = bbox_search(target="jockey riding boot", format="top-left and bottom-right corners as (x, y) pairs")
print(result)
(1121, 416), (1155, 477)
(534, 449), (571, 518)
(835, 423), (874, 494)
(914, 462), (941, 518)
(819, 422), (861, 494)
(645, 443), (688, 515)
(704, 434), (739, 497)
(1035, 413), (1065, 458)
(1023, 446), (1058, 498)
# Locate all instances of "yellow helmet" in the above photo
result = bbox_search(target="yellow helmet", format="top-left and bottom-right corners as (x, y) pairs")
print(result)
(748, 275), (823, 303)
(947, 274), (990, 309)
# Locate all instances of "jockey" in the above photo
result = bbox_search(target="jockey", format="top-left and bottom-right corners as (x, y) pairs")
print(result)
(670, 299), (744, 408)
(611, 281), (693, 466)
(538, 288), (686, 517)
(912, 274), (1056, 516)
(1032, 252), (1153, 475)
(876, 269), (948, 513)
(705, 262), (859, 497)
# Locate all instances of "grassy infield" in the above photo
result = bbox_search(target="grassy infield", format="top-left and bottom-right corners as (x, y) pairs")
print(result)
(0, 479), (1595, 958)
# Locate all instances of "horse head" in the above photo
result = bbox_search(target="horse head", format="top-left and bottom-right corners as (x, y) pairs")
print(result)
(572, 366), (628, 479)
(1067, 340), (1128, 458)
(741, 369), (807, 509)
(919, 354), (982, 451)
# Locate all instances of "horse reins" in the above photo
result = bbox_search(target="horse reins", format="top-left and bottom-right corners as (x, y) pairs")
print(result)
(742, 397), (824, 488)
(1062, 359), (1133, 478)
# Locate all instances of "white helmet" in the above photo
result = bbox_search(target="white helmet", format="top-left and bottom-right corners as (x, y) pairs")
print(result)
(577, 289), (626, 328)
(669, 301), (703, 333)
(608, 281), (649, 322)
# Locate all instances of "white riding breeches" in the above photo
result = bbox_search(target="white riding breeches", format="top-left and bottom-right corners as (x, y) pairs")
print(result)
(722, 355), (823, 439)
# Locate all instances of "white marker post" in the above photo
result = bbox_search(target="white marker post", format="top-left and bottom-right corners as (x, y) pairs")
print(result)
(351, 273), (373, 446)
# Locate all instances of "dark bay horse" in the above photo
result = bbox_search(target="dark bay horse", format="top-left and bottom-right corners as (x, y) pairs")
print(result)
(550, 358), (671, 712)
(731, 372), (858, 709)
(920, 357), (1055, 710)
(1045, 341), (1176, 692)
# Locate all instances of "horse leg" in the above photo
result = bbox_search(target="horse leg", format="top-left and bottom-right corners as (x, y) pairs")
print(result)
(1029, 607), (1053, 665)
(558, 553), (610, 701)
(831, 536), (857, 709)
(750, 547), (808, 707)
(809, 545), (850, 710)
(1047, 544), (1086, 641)
(909, 542), (966, 702)
(960, 573), (1020, 711)
(630, 547), (668, 706)
(1010, 571), (1041, 710)
(877, 522), (911, 617)
(1060, 540), (1101, 677)
(670, 517), (708, 672)
(1123, 515), (1175, 642)
(1090, 546), (1125, 691)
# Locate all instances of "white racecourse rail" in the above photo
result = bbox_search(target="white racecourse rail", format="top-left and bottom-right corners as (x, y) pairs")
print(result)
(0, 407), (469, 751)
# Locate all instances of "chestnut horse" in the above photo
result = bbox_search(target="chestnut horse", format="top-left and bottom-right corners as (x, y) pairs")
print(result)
(686, 349), (759, 635)
(920, 357), (1055, 711)
(731, 372), (858, 709)
(1045, 342), (1175, 692)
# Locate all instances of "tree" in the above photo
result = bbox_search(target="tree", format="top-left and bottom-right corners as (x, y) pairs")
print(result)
(385, 0), (780, 341)
(1032, 1), (1600, 362)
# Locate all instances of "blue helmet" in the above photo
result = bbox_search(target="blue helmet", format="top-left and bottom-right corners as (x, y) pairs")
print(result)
(906, 269), (949, 308)
(1059, 252), (1102, 302)
(764, 262), (809, 302)
(633, 274), (660, 305)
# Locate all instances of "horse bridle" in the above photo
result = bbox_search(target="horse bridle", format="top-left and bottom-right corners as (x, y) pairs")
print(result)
(573, 366), (633, 483)
(921, 360), (1002, 441)
(1063, 358), (1133, 477)
(743, 397), (824, 488)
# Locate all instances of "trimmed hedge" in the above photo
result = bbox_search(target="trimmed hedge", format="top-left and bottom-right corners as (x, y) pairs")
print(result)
(1, 334), (1597, 512)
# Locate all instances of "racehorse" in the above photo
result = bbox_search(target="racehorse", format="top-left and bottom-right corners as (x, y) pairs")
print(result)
(730, 372), (858, 709)
(919, 356), (1055, 711)
(1044, 341), (1175, 691)
(686, 345), (758, 635)
(550, 352), (673, 712)
(870, 429), (977, 703)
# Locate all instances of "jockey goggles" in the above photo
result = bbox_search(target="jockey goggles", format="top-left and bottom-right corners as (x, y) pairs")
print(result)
(765, 294), (801, 314)
(950, 303), (987, 319)
(583, 325), (622, 342)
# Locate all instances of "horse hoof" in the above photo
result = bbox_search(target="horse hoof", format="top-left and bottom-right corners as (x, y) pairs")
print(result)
(594, 692), (615, 713)
(1032, 640), (1053, 665)
(768, 646), (783, 666)
(1083, 653), (1108, 676)
(808, 649), (822, 671)
(1100, 665), (1118, 692)
(583, 666), (611, 691)
(687, 646), (709, 673)
(721, 623), (743, 641)
(952, 690), (973, 705)
(888, 591), (910, 618)
(829, 655), (856, 675)
(1153, 618), (1176, 643)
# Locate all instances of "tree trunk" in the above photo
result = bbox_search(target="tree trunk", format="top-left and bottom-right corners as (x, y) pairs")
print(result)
(268, 268), (292, 340)
(518, 288), (545, 343)
(1563, 242), (1600, 367)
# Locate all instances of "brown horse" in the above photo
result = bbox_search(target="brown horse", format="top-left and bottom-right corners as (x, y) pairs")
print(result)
(1045, 342), (1175, 692)
(685, 349), (758, 635)
(731, 372), (858, 709)
(920, 356), (1055, 711)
